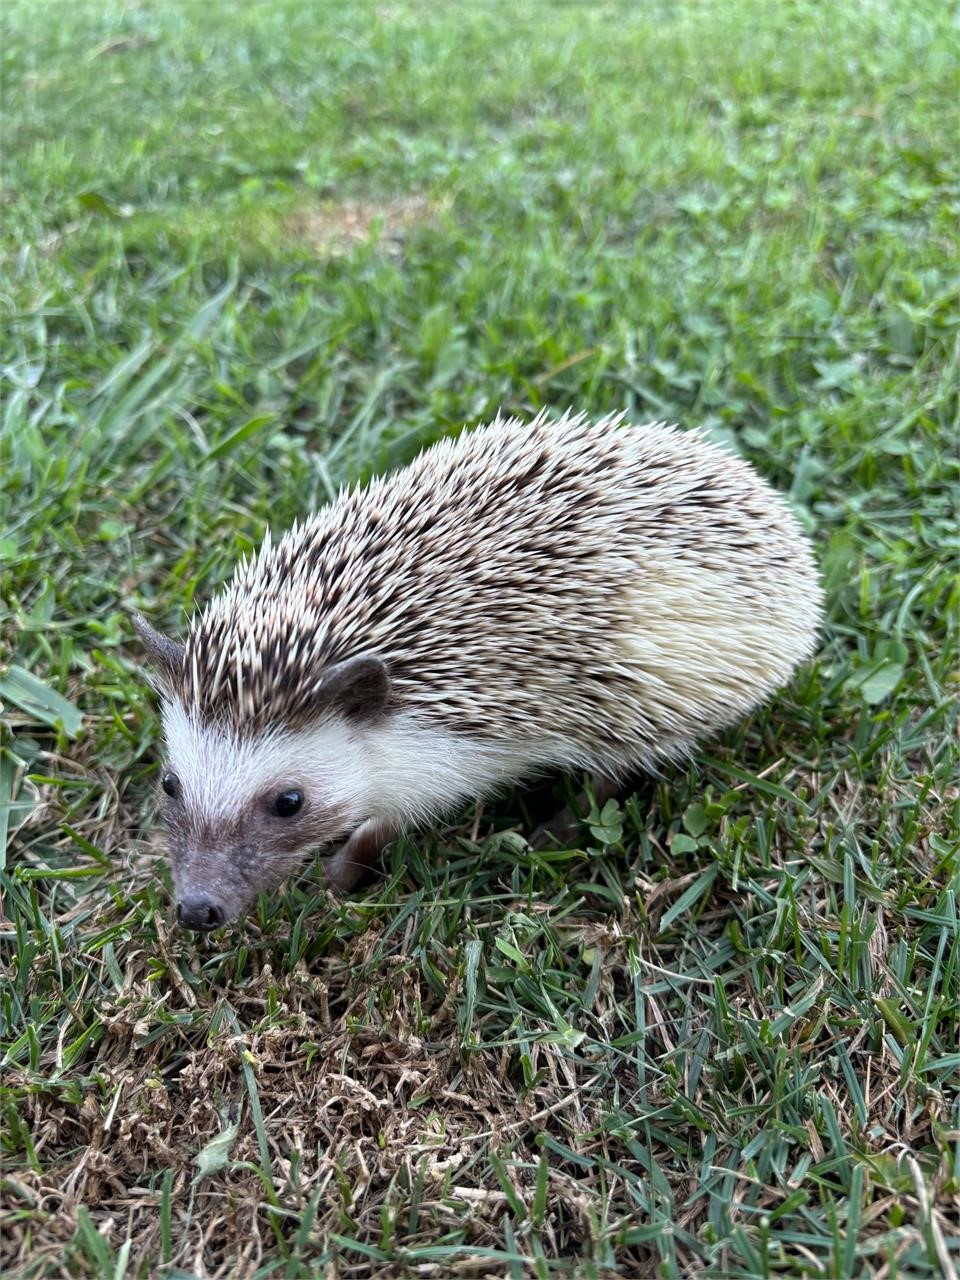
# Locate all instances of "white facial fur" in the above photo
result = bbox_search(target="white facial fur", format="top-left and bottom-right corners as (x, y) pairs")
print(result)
(160, 699), (572, 845)
(161, 698), (367, 830)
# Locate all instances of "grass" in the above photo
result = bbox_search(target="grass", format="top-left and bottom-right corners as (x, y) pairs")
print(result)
(1, 0), (958, 1275)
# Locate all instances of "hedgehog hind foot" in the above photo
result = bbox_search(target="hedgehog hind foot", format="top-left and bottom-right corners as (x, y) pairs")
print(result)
(321, 818), (395, 893)
(529, 774), (620, 849)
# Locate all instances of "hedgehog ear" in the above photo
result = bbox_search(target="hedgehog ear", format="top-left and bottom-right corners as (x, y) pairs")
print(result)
(319, 654), (391, 720)
(130, 610), (185, 689)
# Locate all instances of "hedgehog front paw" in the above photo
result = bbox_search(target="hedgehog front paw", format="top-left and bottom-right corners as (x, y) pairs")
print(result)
(322, 818), (394, 892)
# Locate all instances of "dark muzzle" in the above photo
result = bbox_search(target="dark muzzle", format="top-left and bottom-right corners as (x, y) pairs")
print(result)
(176, 895), (226, 931)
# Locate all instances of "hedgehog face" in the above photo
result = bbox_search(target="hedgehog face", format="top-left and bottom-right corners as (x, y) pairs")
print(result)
(156, 701), (371, 928)
(133, 613), (394, 928)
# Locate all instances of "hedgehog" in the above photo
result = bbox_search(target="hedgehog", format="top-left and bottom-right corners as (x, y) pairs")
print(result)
(133, 410), (823, 930)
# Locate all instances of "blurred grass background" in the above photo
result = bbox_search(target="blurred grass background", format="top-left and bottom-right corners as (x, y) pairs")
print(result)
(2, 1), (958, 1276)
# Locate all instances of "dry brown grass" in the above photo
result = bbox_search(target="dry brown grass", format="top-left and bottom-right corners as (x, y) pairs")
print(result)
(285, 196), (450, 258)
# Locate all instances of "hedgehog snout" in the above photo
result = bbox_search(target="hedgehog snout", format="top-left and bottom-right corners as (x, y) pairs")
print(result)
(176, 894), (226, 931)
(170, 842), (262, 929)
(166, 805), (357, 928)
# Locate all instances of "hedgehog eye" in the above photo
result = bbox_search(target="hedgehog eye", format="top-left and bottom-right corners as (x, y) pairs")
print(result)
(161, 771), (180, 799)
(271, 790), (304, 818)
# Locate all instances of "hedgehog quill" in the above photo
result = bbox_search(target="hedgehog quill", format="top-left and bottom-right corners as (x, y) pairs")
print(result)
(133, 411), (823, 930)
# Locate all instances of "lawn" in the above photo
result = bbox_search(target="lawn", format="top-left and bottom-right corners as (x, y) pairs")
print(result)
(1, 1), (958, 1276)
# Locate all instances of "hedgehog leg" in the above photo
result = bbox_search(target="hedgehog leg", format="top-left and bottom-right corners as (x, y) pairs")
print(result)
(529, 775), (619, 848)
(321, 818), (394, 892)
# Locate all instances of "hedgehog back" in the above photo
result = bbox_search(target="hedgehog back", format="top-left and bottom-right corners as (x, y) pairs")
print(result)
(174, 412), (822, 768)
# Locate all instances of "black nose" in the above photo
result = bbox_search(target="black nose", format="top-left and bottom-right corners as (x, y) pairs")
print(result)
(176, 896), (225, 931)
